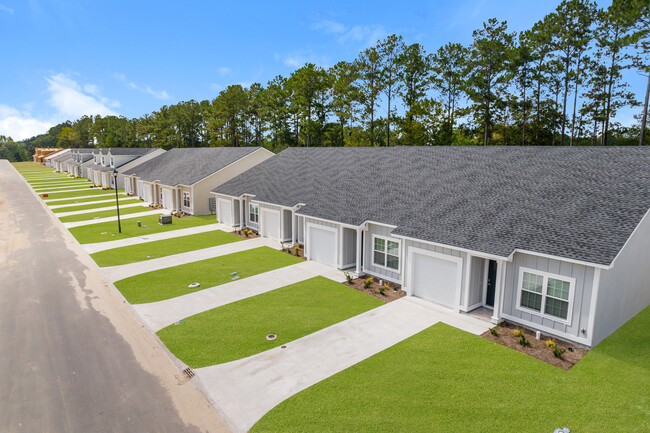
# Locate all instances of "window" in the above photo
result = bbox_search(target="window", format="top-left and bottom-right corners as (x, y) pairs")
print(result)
(518, 268), (574, 321)
(183, 192), (191, 208)
(372, 235), (400, 271)
(249, 203), (259, 223)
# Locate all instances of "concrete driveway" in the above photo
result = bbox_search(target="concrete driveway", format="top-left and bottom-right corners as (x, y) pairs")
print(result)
(195, 296), (491, 433)
(133, 260), (348, 332)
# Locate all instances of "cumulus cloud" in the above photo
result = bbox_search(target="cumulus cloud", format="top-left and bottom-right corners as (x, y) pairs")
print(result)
(114, 72), (170, 100)
(0, 73), (121, 140)
(279, 52), (331, 68)
(0, 105), (53, 141)
(46, 73), (118, 118)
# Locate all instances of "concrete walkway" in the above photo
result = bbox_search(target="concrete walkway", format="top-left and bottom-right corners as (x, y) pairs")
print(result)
(195, 296), (491, 433)
(103, 236), (282, 282)
(133, 260), (347, 332)
(63, 209), (164, 228)
(45, 192), (129, 203)
(55, 202), (147, 217)
(83, 222), (229, 254)
(50, 197), (126, 209)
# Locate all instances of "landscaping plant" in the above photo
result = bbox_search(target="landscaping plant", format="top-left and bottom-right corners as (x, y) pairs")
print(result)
(553, 347), (566, 359)
(363, 277), (373, 289)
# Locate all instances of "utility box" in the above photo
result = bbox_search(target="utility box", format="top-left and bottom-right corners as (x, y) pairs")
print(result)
(159, 214), (172, 225)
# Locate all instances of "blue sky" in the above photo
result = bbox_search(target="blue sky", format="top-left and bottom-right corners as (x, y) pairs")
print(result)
(0, 0), (644, 140)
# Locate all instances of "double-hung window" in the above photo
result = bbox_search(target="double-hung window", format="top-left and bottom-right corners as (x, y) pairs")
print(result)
(518, 268), (574, 322)
(183, 192), (191, 208)
(249, 203), (259, 224)
(372, 235), (400, 271)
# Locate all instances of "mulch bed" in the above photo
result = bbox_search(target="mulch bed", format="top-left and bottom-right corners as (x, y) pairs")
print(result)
(344, 276), (406, 303)
(481, 321), (588, 370)
(231, 229), (261, 240)
(279, 244), (305, 259)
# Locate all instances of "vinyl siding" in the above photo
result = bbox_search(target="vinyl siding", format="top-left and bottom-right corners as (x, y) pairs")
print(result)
(501, 252), (594, 344)
(468, 256), (486, 308)
(283, 209), (292, 242)
(364, 223), (402, 283)
(342, 227), (357, 268)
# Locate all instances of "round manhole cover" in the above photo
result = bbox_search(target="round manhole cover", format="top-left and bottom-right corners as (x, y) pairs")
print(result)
(266, 334), (277, 341)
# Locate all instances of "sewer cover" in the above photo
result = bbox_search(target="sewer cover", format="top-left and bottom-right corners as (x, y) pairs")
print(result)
(231, 276), (240, 280)
(188, 282), (200, 288)
(266, 334), (277, 341)
(229, 271), (238, 275)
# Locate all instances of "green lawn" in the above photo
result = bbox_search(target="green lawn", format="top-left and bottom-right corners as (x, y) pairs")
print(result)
(32, 179), (89, 187)
(69, 214), (217, 244)
(35, 184), (92, 192)
(90, 230), (242, 267)
(114, 246), (302, 304)
(253, 307), (650, 433)
(12, 162), (52, 172)
(42, 188), (122, 200)
(58, 205), (153, 223)
(46, 195), (129, 207)
(52, 198), (141, 213)
(158, 276), (383, 368)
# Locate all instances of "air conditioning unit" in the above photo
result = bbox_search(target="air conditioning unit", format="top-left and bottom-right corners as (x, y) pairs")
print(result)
(159, 214), (172, 225)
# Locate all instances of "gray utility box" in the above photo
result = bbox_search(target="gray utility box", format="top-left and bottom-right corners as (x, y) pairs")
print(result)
(159, 214), (173, 225)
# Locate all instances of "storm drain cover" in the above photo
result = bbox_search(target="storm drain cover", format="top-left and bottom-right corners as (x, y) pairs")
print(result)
(231, 276), (240, 281)
(182, 367), (195, 379)
(229, 271), (238, 275)
(266, 334), (277, 341)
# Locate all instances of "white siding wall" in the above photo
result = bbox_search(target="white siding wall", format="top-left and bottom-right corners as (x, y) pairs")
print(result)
(593, 211), (650, 346)
(363, 223), (402, 283)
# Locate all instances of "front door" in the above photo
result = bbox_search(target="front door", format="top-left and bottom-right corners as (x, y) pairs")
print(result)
(485, 260), (497, 307)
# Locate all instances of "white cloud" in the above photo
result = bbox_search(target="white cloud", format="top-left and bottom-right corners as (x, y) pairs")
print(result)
(0, 104), (53, 141)
(281, 53), (331, 69)
(46, 73), (118, 118)
(114, 72), (170, 100)
(311, 18), (387, 48)
(0, 73), (121, 140)
(0, 4), (14, 14)
(216, 67), (232, 76)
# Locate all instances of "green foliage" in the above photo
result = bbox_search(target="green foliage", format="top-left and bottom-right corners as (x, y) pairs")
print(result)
(519, 335), (531, 347)
(553, 347), (567, 359)
(363, 277), (373, 289)
(345, 273), (353, 284)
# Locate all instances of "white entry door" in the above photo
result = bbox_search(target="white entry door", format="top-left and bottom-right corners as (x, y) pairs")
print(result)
(261, 209), (280, 240)
(163, 189), (174, 211)
(307, 225), (337, 267)
(409, 249), (462, 309)
(218, 198), (232, 225)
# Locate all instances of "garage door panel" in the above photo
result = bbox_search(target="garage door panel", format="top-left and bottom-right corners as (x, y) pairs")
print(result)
(218, 199), (232, 225)
(411, 251), (460, 308)
(261, 209), (280, 240)
(308, 226), (337, 267)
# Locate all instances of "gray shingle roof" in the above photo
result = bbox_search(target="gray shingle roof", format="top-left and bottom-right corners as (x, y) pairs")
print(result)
(212, 146), (650, 266)
(121, 147), (264, 186)
(106, 148), (154, 156)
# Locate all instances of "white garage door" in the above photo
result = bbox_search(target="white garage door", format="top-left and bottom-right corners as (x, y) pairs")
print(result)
(261, 209), (280, 240)
(308, 225), (337, 267)
(410, 250), (461, 309)
(218, 199), (232, 225)
(163, 189), (174, 211)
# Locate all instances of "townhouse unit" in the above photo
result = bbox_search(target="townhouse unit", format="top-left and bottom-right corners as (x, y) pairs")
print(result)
(86, 148), (165, 188)
(212, 146), (650, 348)
(122, 147), (274, 216)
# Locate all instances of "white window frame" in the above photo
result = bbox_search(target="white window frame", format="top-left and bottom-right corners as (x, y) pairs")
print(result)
(516, 267), (575, 324)
(183, 191), (191, 209)
(371, 234), (401, 273)
(249, 203), (259, 224)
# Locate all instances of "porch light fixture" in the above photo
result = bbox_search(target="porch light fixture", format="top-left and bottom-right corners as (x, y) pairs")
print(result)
(113, 169), (121, 233)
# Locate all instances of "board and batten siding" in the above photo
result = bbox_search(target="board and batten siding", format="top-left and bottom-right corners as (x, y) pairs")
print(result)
(296, 215), (305, 244)
(592, 210), (650, 346)
(501, 252), (594, 344)
(341, 227), (357, 268)
(283, 209), (292, 242)
(468, 256), (486, 308)
(363, 223), (404, 283)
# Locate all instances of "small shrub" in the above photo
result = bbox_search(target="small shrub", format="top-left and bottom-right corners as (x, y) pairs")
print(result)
(519, 335), (531, 347)
(345, 273), (353, 284)
(553, 347), (566, 359)
(294, 245), (300, 255)
(513, 328), (524, 338)
(378, 286), (386, 295)
(546, 339), (557, 348)
(363, 277), (373, 289)
(489, 325), (499, 337)
(244, 229), (250, 238)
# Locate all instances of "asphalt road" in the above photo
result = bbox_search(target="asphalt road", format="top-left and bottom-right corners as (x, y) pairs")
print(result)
(0, 161), (229, 433)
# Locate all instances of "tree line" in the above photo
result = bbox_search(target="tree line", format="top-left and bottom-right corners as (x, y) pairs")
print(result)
(4, 0), (648, 162)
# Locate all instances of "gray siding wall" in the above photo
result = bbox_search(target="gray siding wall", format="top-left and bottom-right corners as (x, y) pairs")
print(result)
(501, 252), (594, 344)
(402, 238), (468, 298)
(283, 209), (292, 242)
(593, 210), (650, 346)
(342, 227), (357, 268)
(364, 224), (401, 282)
(468, 256), (485, 308)
(244, 197), (259, 231)
(296, 215), (305, 244)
